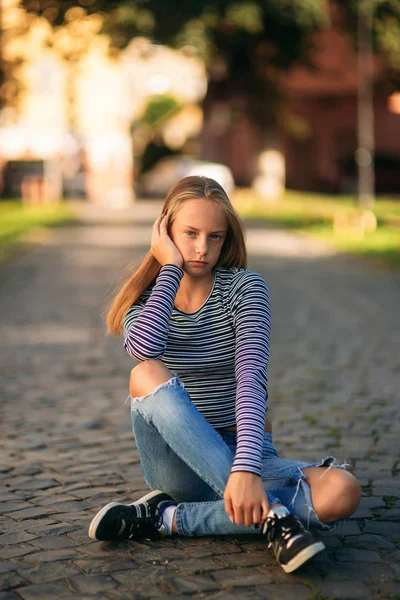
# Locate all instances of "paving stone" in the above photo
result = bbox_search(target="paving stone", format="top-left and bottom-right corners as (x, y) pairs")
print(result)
(0, 502), (33, 514)
(0, 563), (23, 575)
(254, 583), (311, 600)
(198, 592), (242, 600)
(323, 521), (361, 537)
(348, 506), (374, 519)
(13, 479), (59, 491)
(373, 487), (400, 496)
(110, 565), (170, 586)
(50, 510), (92, 522)
(344, 534), (396, 549)
(334, 548), (384, 563)
(381, 507), (400, 519)
(104, 590), (144, 600)
(0, 571), (30, 592)
(66, 573), (118, 595)
(391, 563), (400, 579)
(0, 546), (36, 560)
(127, 545), (188, 564)
(76, 540), (132, 558)
(31, 494), (78, 506)
(163, 574), (220, 594)
(358, 496), (387, 509)
(0, 493), (21, 501)
(327, 561), (394, 583)
(49, 500), (92, 512)
(168, 556), (224, 574)
(18, 467), (42, 477)
(48, 483), (88, 495)
(0, 467), (13, 475)
(62, 528), (96, 545)
(364, 520), (400, 538)
(17, 582), (74, 600)
(181, 540), (242, 558)
(17, 560), (81, 584)
(5, 507), (57, 521)
(322, 536), (342, 549)
(108, 584), (164, 599)
(27, 534), (80, 550)
(317, 580), (373, 599)
(213, 551), (270, 568)
(72, 557), (137, 574)
(234, 539), (269, 553)
(377, 581), (400, 597)
(212, 567), (273, 587)
(0, 532), (37, 546)
(21, 548), (82, 563)
(25, 522), (79, 536)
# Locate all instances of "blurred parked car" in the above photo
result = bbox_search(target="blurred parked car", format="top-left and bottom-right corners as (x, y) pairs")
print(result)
(137, 156), (235, 197)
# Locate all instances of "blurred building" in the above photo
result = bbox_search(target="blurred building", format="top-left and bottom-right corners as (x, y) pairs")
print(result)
(280, 9), (400, 194)
(2, 1), (400, 199)
(201, 3), (400, 195)
(0, 6), (206, 206)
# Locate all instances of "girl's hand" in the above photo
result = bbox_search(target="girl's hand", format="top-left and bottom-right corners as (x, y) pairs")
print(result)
(151, 215), (183, 268)
(224, 472), (270, 527)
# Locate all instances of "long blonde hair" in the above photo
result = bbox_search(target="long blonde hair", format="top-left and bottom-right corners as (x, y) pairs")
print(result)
(106, 175), (247, 335)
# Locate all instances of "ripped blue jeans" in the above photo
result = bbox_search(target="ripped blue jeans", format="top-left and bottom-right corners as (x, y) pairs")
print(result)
(130, 373), (347, 537)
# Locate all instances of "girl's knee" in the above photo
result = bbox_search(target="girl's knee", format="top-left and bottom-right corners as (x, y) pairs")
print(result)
(307, 467), (361, 524)
(130, 360), (172, 397)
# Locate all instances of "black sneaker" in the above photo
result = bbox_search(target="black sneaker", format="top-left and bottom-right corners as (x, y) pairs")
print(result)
(88, 490), (176, 542)
(262, 513), (325, 573)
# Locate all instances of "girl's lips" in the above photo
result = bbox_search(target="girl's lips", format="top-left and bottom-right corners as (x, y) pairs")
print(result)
(191, 261), (207, 265)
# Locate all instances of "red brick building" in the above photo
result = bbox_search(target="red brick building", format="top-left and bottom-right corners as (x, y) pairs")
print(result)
(280, 9), (400, 194)
(202, 4), (400, 194)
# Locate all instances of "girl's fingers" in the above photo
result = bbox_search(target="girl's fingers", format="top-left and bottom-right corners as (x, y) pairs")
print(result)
(153, 214), (164, 229)
(260, 499), (270, 525)
(152, 216), (165, 243)
(252, 506), (261, 527)
(224, 497), (234, 523)
(233, 506), (244, 526)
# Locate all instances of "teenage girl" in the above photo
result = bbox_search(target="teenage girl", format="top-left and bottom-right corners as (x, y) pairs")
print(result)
(88, 176), (360, 573)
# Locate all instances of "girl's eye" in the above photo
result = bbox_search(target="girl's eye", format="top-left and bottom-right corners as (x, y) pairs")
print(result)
(184, 231), (222, 240)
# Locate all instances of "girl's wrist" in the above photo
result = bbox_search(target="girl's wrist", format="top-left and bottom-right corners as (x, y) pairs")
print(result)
(163, 262), (183, 270)
(230, 471), (261, 479)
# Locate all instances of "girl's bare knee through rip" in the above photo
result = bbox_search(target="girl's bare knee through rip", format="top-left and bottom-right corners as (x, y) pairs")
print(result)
(129, 360), (173, 398)
(303, 466), (361, 523)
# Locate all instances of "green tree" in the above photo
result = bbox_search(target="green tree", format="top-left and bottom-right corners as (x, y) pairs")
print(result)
(19, 1), (329, 132)
(19, 1), (400, 106)
(11, 0), (400, 185)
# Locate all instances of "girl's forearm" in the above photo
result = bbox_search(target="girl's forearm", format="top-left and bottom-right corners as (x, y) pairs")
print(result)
(124, 264), (183, 361)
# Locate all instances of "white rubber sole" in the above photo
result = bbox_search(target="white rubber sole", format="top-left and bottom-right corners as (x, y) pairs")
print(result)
(281, 541), (325, 573)
(88, 489), (164, 541)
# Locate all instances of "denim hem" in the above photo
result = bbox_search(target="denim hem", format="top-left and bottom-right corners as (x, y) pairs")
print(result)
(175, 503), (186, 536)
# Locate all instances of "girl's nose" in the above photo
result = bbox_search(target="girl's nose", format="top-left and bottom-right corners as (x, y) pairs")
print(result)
(195, 236), (208, 255)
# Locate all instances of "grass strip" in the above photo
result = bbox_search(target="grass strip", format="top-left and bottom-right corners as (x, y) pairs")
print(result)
(232, 190), (400, 269)
(0, 200), (76, 261)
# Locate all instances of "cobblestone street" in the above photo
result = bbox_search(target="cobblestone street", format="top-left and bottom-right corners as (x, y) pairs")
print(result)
(0, 200), (399, 600)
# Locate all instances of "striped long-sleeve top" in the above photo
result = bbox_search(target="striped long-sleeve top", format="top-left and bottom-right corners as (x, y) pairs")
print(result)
(123, 264), (271, 476)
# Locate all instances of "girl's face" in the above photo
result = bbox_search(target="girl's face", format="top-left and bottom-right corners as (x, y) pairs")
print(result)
(169, 198), (228, 277)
